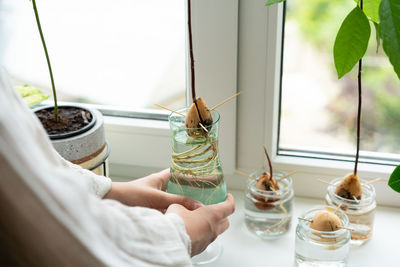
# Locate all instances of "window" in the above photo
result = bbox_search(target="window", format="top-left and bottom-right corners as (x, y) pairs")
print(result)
(1, 0), (186, 112)
(235, 1), (398, 207)
(279, 0), (400, 166)
(1, 0), (238, 179)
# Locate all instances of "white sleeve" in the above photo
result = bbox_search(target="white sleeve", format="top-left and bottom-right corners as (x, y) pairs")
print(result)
(57, 153), (112, 198)
(0, 68), (192, 266)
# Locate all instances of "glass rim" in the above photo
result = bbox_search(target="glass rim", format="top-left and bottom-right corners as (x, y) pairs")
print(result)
(168, 107), (220, 130)
(248, 170), (293, 198)
(298, 205), (349, 236)
(327, 177), (376, 207)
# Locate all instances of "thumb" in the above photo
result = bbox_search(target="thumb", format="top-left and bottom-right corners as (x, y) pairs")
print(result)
(165, 193), (204, 210)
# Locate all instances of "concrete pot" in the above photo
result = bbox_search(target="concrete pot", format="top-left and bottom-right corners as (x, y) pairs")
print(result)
(35, 105), (109, 176)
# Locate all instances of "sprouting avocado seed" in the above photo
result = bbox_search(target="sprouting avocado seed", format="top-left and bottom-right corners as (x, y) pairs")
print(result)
(310, 210), (342, 232)
(335, 173), (362, 200)
(256, 172), (279, 191)
(185, 98), (213, 136)
(196, 98), (213, 126)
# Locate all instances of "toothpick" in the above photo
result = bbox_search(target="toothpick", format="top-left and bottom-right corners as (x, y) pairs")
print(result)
(211, 92), (241, 111)
(154, 104), (185, 117)
(340, 226), (354, 231)
(199, 123), (208, 133)
(362, 177), (382, 186)
(317, 178), (335, 186)
(298, 218), (354, 231)
(334, 203), (343, 214)
(352, 195), (360, 203)
(235, 169), (257, 180)
(277, 171), (297, 181)
(298, 217), (313, 223)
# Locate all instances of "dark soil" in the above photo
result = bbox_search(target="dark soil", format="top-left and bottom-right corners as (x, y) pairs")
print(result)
(35, 107), (92, 135)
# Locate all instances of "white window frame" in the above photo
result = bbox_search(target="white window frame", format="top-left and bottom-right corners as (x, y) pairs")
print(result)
(234, 0), (399, 207)
(105, 0), (399, 207)
(105, 0), (239, 179)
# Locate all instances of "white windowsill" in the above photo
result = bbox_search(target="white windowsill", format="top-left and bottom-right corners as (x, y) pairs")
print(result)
(209, 190), (399, 267)
(110, 169), (400, 266)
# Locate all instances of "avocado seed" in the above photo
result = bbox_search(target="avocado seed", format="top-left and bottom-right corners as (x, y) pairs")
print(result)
(255, 172), (279, 191)
(185, 98), (213, 136)
(252, 172), (280, 210)
(335, 173), (362, 200)
(310, 210), (342, 232)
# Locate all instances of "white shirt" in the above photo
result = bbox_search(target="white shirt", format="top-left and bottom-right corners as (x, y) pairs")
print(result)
(0, 68), (192, 267)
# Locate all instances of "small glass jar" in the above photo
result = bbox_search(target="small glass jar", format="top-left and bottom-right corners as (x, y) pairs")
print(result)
(295, 206), (351, 267)
(244, 170), (294, 239)
(325, 178), (376, 246)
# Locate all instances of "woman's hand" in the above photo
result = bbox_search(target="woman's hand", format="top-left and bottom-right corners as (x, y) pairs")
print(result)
(166, 193), (235, 256)
(104, 169), (203, 211)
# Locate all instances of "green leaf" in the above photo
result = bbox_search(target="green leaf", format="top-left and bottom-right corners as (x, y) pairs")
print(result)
(373, 22), (381, 53)
(389, 165), (400, 193)
(380, 0), (400, 80)
(354, 0), (381, 22)
(15, 85), (48, 107)
(334, 7), (371, 79)
(365, 0), (382, 22)
(265, 0), (285, 6)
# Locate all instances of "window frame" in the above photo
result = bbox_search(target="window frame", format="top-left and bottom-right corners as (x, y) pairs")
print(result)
(99, 0), (398, 207)
(234, 1), (399, 207)
(104, 0), (239, 180)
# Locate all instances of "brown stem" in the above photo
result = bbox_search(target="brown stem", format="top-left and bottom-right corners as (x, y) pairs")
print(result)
(264, 146), (273, 180)
(354, 1), (363, 176)
(187, 0), (204, 124)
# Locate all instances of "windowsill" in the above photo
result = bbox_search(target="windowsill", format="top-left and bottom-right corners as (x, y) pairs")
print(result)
(110, 173), (399, 265)
(205, 190), (399, 266)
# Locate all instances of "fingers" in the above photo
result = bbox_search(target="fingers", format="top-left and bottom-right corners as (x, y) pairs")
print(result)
(145, 168), (170, 190)
(165, 193), (204, 210)
(209, 193), (235, 218)
(157, 168), (171, 190)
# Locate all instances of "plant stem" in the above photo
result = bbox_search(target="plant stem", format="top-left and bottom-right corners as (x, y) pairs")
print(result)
(354, 0), (363, 176)
(187, 0), (204, 123)
(264, 146), (273, 179)
(32, 0), (58, 121)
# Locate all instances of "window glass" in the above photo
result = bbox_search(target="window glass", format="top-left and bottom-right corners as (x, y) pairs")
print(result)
(279, 0), (400, 162)
(0, 0), (186, 110)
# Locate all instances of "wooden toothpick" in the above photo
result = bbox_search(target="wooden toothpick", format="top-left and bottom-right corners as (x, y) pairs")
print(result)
(298, 217), (313, 223)
(277, 171), (297, 181)
(317, 178), (335, 186)
(235, 169), (257, 180)
(211, 92), (241, 111)
(362, 177), (382, 186)
(352, 195), (360, 203)
(154, 104), (185, 117)
(298, 217), (354, 231)
(334, 203), (343, 214)
(199, 123), (208, 133)
(340, 226), (354, 231)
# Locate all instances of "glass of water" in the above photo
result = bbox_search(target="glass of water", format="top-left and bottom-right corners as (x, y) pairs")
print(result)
(295, 206), (351, 267)
(244, 170), (294, 239)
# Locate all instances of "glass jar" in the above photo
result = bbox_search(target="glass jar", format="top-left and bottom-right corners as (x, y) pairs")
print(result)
(325, 178), (376, 246)
(244, 169), (294, 239)
(295, 206), (351, 267)
(166, 108), (226, 265)
(167, 108), (226, 205)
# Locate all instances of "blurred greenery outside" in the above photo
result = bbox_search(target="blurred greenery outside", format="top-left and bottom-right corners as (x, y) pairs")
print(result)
(282, 0), (400, 153)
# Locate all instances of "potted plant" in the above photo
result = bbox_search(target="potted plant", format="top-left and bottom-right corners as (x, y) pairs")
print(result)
(28, 0), (109, 176)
